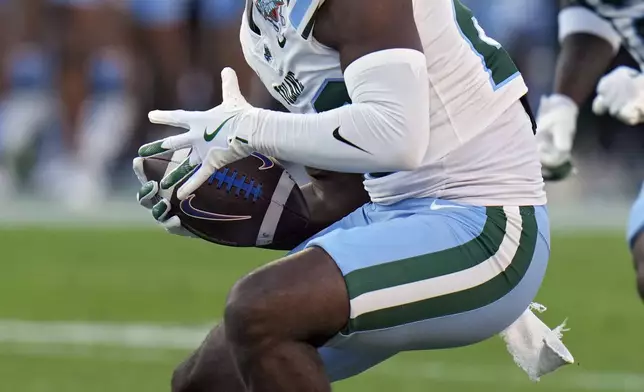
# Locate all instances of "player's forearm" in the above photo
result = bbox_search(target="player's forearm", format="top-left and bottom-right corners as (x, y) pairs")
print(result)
(304, 170), (368, 226)
(234, 49), (430, 174)
(555, 6), (621, 105)
(554, 34), (616, 106)
(270, 170), (369, 251)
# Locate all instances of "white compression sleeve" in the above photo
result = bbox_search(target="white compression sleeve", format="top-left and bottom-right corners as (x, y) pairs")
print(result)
(234, 49), (430, 174)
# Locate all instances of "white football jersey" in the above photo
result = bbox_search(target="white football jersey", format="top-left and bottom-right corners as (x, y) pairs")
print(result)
(240, 0), (546, 206)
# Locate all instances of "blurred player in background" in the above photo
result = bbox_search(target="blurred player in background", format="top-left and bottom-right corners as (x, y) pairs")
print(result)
(133, 0), (572, 390)
(536, 0), (644, 300)
(130, 0), (253, 112)
(128, 0), (310, 184)
(0, 0), (55, 198)
(51, 0), (136, 209)
(0, 0), (136, 208)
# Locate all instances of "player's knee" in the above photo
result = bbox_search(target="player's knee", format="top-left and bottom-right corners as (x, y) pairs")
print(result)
(171, 356), (220, 392)
(171, 358), (196, 392)
(224, 276), (272, 349)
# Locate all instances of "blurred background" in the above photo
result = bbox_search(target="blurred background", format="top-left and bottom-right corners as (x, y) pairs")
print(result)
(0, 1), (642, 392)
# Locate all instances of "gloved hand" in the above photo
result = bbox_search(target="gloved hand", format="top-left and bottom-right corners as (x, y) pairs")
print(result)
(137, 67), (254, 201)
(133, 153), (196, 238)
(535, 94), (579, 181)
(593, 66), (644, 126)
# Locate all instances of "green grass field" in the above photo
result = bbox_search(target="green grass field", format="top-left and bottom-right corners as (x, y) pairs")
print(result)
(0, 228), (643, 391)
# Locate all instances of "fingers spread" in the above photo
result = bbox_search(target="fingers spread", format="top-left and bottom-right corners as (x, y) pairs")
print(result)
(148, 110), (200, 129)
(160, 157), (200, 190)
(177, 162), (216, 200)
(221, 68), (248, 107)
(138, 133), (193, 157)
(132, 157), (148, 184)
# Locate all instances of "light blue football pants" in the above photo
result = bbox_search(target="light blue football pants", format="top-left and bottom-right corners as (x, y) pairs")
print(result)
(291, 197), (550, 381)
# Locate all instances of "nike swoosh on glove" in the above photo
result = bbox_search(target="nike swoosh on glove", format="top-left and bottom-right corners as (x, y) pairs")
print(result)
(133, 153), (197, 238)
(137, 67), (254, 200)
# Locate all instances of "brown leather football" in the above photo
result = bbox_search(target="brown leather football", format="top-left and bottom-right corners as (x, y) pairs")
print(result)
(141, 149), (310, 249)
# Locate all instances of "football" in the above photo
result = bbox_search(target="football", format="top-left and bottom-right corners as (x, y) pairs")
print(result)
(141, 149), (310, 249)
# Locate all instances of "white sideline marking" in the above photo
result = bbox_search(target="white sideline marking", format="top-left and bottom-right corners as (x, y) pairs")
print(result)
(378, 360), (644, 392)
(0, 199), (631, 231)
(0, 319), (209, 349)
(0, 319), (642, 391)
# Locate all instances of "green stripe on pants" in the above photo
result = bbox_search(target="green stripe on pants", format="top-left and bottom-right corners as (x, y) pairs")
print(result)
(344, 207), (507, 300)
(345, 206), (537, 333)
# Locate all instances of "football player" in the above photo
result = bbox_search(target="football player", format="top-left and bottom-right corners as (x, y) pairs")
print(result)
(129, 0), (253, 109)
(536, 0), (644, 300)
(135, 1), (552, 390)
(0, 0), (136, 207)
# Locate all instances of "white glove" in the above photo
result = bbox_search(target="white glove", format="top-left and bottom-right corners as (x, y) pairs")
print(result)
(593, 66), (644, 126)
(138, 67), (254, 201)
(132, 154), (196, 238)
(535, 94), (579, 181)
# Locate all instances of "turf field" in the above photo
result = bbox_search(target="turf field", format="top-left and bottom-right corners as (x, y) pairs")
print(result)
(0, 228), (642, 392)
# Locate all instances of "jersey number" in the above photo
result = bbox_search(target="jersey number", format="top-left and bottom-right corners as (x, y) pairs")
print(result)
(454, 0), (519, 88)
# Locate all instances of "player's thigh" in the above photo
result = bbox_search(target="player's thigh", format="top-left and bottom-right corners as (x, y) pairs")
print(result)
(224, 204), (373, 347)
(224, 246), (351, 348)
(304, 200), (550, 381)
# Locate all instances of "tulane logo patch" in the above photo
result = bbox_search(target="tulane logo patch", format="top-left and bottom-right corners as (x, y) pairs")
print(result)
(255, 0), (287, 31)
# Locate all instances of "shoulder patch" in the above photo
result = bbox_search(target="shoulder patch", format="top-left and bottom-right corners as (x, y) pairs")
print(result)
(289, 0), (324, 37)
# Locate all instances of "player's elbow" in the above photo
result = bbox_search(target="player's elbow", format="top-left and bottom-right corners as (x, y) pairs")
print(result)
(384, 113), (428, 171)
(354, 96), (428, 172)
(384, 140), (425, 171)
(389, 95), (429, 171)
